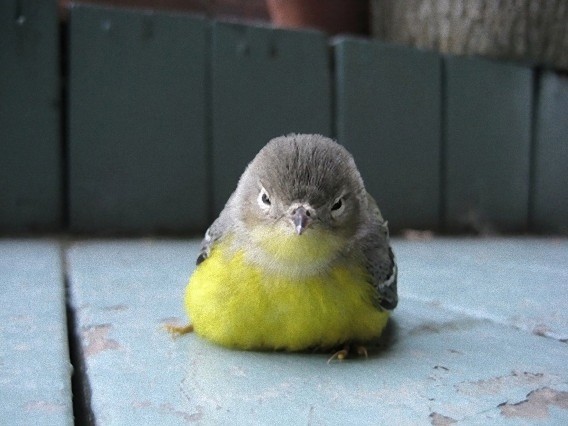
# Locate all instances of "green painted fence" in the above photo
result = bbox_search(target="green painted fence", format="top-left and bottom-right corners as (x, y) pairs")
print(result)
(444, 56), (533, 233)
(68, 6), (209, 233)
(335, 38), (442, 231)
(1, 0), (61, 232)
(211, 22), (331, 215)
(1, 1), (567, 234)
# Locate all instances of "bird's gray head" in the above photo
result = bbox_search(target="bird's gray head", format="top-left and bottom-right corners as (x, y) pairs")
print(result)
(234, 134), (368, 240)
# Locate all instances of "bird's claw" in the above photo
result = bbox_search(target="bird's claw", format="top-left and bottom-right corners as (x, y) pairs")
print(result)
(327, 344), (368, 363)
(327, 348), (349, 364)
(356, 345), (369, 358)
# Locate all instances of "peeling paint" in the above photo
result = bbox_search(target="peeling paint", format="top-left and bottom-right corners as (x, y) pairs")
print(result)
(102, 304), (128, 312)
(132, 400), (198, 421)
(230, 366), (247, 377)
(532, 323), (551, 336)
(160, 402), (200, 422)
(132, 400), (152, 409)
(82, 324), (121, 357)
(429, 412), (457, 425)
(25, 400), (65, 413)
(500, 387), (568, 419)
(456, 371), (551, 396)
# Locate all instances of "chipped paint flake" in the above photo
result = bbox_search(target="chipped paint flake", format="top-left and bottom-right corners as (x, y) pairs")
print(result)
(456, 371), (552, 396)
(82, 324), (121, 357)
(429, 412), (457, 425)
(132, 400), (197, 421)
(102, 304), (128, 312)
(25, 400), (66, 413)
(500, 387), (568, 419)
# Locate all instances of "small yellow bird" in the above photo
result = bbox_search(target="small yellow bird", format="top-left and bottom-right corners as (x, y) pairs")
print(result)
(172, 134), (398, 359)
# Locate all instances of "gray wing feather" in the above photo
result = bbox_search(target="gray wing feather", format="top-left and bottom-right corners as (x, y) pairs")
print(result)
(359, 193), (398, 310)
(195, 223), (218, 265)
(196, 197), (234, 265)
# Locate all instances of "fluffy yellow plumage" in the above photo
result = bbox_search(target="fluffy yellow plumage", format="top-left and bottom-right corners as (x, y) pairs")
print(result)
(186, 235), (389, 351)
(173, 134), (398, 358)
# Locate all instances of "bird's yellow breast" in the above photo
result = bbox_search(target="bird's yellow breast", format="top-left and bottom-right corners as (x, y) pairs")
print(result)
(185, 234), (389, 351)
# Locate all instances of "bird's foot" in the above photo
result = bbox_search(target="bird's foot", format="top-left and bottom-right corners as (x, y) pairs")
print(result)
(327, 346), (349, 364)
(165, 323), (194, 337)
(327, 344), (369, 363)
(356, 345), (369, 358)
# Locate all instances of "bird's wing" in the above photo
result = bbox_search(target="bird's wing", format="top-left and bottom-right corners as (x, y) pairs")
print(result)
(359, 193), (398, 310)
(195, 197), (234, 265)
(196, 219), (221, 265)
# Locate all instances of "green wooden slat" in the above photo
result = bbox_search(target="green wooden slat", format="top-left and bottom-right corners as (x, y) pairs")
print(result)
(68, 5), (208, 233)
(445, 57), (532, 233)
(335, 38), (442, 232)
(532, 72), (568, 234)
(211, 22), (332, 214)
(0, 240), (73, 425)
(0, 0), (61, 232)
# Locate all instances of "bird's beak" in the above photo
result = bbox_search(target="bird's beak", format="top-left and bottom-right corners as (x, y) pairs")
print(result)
(292, 206), (311, 235)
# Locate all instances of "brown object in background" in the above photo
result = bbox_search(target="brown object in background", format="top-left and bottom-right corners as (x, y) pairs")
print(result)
(266, 0), (369, 35)
(60, 0), (369, 35)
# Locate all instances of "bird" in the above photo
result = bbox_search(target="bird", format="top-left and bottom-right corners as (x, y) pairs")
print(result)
(170, 134), (397, 360)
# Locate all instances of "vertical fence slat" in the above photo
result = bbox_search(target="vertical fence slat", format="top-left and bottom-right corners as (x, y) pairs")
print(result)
(0, 0), (61, 232)
(335, 38), (442, 232)
(69, 5), (208, 233)
(444, 57), (532, 233)
(532, 72), (568, 234)
(211, 22), (332, 215)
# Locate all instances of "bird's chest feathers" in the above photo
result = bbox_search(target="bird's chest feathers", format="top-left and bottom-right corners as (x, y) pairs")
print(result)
(241, 224), (346, 278)
(186, 236), (383, 350)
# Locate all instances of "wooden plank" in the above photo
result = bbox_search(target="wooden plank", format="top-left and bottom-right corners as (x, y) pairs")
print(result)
(444, 56), (532, 233)
(211, 22), (332, 214)
(0, 240), (73, 425)
(395, 237), (568, 340)
(0, 0), (61, 232)
(335, 37), (442, 232)
(66, 240), (201, 424)
(68, 5), (208, 233)
(532, 72), (568, 234)
(65, 238), (568, 424)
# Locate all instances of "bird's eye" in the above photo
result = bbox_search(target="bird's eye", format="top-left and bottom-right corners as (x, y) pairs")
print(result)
(330, 197), (345, 217)
(257, 187), (271, 210)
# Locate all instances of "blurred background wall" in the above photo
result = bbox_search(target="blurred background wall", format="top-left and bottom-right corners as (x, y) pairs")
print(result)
(1, 0), (567, 235)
